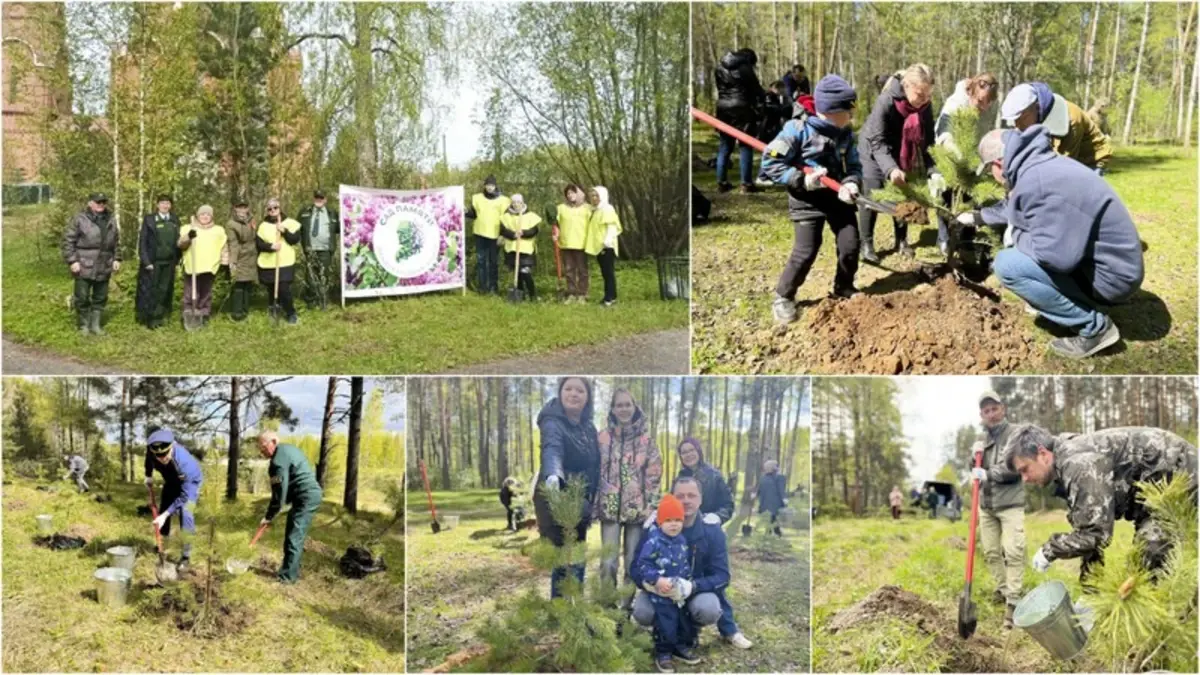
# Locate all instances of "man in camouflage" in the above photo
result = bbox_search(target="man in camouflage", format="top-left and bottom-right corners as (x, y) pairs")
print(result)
(1006, 424), (1197, 583)
(969, 391), (1025, 629)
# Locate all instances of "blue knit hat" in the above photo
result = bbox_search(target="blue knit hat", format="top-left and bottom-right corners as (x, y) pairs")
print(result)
(814, 75), (857, 114)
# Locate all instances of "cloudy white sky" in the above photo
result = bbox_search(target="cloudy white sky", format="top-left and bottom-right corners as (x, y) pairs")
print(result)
(897, 376), (990, 482)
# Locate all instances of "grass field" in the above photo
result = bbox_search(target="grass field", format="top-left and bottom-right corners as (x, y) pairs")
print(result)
(692, 123), (1198, 374)
(2, 477), (403, 672)
(0, 205), (687, 374)
(812, 511), (1142, 673)
(406, 489), (810, 673)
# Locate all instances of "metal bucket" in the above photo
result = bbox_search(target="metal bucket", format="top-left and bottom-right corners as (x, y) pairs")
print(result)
(1013, 580), (1088, 661)
(35, 514), (53, 535)
(93, 567), (133, 607)
(441, 514), (460, 531)
(106, 546), (136, 570)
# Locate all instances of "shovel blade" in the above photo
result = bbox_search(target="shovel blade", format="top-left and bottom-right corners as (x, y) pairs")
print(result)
(183, 311), (203, 332)
(957, 592), (978, 639)
(430, 520), (441, 534)
(507, 288), (525, 304)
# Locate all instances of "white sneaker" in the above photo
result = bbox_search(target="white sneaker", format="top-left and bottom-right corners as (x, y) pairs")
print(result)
(1024, 303), (1039, 316)
(724, 632), (753, 649)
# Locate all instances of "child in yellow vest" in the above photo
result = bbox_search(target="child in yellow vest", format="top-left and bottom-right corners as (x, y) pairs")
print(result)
(553, 184), (591, 303)
(178, 205), (229, 325)
(255, 198), (303, 325)
(499, 194), (540, 300)
(585, 186), (622, 307)
(465, 175), (511, 294)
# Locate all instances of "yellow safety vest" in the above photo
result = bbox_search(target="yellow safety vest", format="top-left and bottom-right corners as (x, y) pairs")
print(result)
(500, 212), (541, 255)
(256, 218), (301, 269)
(180, 225), (228, 275)
(471, 193), (510, 239)
(585, 205), (622, 257)
(556, 203), (591, 251)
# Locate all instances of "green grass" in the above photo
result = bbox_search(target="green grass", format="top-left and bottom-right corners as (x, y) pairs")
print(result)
(691, 122), (1198, 374)
(812, 511), (1140, 673)
(2, 477), (403, 672)
(1, 205), (687, 374)
(406, 489), (810, 672)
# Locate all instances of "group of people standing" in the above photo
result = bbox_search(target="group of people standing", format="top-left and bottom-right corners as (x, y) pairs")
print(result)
(711, 49), (1137, 360)
(529, 377), (794, 672)
(465, 177), (623, 306)
(62, 190), (341, 334)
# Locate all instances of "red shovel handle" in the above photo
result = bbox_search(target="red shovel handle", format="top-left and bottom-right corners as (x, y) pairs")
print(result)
(965, 449), (984, 584)
(419, 460), (439, 521)
(690, 107), (843, 192)
(147, 482), (163, 553)
(250, 522), (270, 547)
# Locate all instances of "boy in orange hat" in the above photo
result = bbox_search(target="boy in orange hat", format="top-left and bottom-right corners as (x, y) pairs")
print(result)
(632, 494), (701, 672)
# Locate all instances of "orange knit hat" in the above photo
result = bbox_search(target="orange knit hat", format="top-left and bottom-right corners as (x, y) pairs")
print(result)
(657, 494), (685, 525)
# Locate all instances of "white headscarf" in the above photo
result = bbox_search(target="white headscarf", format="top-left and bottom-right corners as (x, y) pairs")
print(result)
(508, 193), (527, 215)
(592, 186), (613, 213)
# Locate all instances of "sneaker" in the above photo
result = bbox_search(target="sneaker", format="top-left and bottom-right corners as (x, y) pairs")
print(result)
(717, 182), (734, 194)
(602, 299), (616, 308)
(286, 314), (300, 325)
(897, 241), (915, 258)
(754, 178), (774, 188)
(1049, 318), (1120, 359)
(1004, 603), (1015, 630)
(738, 183), (760, 194)
(177, 558), (190, 573)
(673, 647), (702, 665)
(655, 655), (675, 673)
(939, 240), (949, 256)
(772, 294), (797, 325)
(1024, 303), (1039, 316)
(723, 632), (753, 650)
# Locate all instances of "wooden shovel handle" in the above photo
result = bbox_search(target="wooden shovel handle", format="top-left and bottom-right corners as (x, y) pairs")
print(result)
(273, 228), (281, 301)
(147, 483), (163, 553)
(250, 522), (270, 547)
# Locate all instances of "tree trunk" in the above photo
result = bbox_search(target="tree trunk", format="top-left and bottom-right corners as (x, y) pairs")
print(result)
(352, 4), (378, 184)
(1107, 4), (1123, 101)
(815, 6), (825, 76)
(720, 379), (730, 469)
(344, 377), (364, 514)
(316, 377), (336, 489)
(790, 3), (798, 64)
(828, 3), (842, 80)
(437, 383), (451, 489)
(1084, 2), (1101, 108)
(1188, 25), (1200, 148)
(772, 2), (781, 82)
(1180, 2), (1198, 141)
(740, 379), (765, 516)
(120, 378), (130, 483)
(1122, 2), (1152, 146)
(497, 380), (509, 485)
(480, 381), (492, 487)
(226, 377), (240, 500)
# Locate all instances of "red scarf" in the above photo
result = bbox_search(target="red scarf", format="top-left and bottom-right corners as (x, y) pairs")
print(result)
(894, 98), (927, 172)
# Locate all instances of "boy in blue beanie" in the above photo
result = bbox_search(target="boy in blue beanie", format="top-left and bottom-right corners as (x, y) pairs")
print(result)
(761, 74), (864, 325)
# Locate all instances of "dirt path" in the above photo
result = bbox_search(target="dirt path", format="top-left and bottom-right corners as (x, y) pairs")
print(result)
(447, 329), (690, 375)
(2, 337), (125, 375)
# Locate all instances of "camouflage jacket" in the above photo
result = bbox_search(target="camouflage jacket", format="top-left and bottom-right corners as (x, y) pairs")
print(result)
(1042, 427), (1197, 561)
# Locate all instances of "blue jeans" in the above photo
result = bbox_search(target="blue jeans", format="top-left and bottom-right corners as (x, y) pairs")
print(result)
(475, 235), (499, 293)
(651, 598), (684, 657)
(716, 131), (754, 185)
(550, 563), (585, 598)
(993, 247), (1107, 337)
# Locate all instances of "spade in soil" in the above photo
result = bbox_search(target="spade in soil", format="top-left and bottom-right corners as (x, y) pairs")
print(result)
(420, 460), (442, 533)
(147, 482), (177, 583)
(958, 447), (984, 639)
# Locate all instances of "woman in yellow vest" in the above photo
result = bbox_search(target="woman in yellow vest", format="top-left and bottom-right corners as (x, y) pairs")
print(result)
(177, 205), (229, 326)
(585, 186), (622, 307)
(553, 184), (591, 303)
(499, 193), (540, 300)
(465, 175), (511, 294)
(256, 198), (303, 325)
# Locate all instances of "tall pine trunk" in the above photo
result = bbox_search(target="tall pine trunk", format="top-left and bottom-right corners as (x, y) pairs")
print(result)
(1122, 2), (1152, 146)
(316, 377), (336, 489)
(226, 377), (240, 500)
(344, 377), (363, 514)
(497, 380), (509, 485)
(1084, 2), (1101, 108)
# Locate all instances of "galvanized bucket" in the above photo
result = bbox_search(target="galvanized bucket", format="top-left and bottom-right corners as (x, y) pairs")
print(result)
(106, 546), (136, 570)
(35, 514), (53, 535)
(1014, 580), (1088, 661)
(441, 514), (460, 531)
(93, 567), (133, 607)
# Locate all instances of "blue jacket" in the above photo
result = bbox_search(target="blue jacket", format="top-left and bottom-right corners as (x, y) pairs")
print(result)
(982, 125), (1143, 302)
(144, 428), (203, 514)
(633, 516), (731, 599)
(762, 116), (863, 199)
(632, 526), (691, 602)
(536, 398), (600, 507)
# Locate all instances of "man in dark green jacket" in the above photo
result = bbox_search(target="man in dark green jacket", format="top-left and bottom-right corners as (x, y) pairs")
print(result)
(298, 189), (340, 309)
(971, 390), (1025, 628)
(257, 431), (324, 583)
(136, 194), (181, 329)
(62, 193), (122, 335)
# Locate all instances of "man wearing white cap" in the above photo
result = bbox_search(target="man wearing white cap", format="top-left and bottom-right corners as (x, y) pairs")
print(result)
(999, 82), (1111, 175)
(971, 390), (1024, 629)
(957, 126), (1142, 359)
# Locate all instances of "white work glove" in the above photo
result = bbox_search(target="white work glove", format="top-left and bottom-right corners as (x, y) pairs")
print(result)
(927, 173), (947, 199)
(544, 475), (561, 491)
(153, 512), (170, 530)
(782, 499), (789, 507)
(673, 578), (694, 604)
(702, 513), (722, 526)
(837, 182), (859, 204)
(643, 513), (657, 529)
(955, 212), (978, 226)
(971, 468), (988, 483)
(1003, 225), (1015, 248)
(603, 225), (618, 250)
(1032, 549), (1052, 573)
(144, 476), (154, 487)
(803, 166), (828, 191)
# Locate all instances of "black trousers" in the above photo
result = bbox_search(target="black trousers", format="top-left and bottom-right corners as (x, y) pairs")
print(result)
(261, 280), (296, 317)
(73, 278), (110, 323)
(857, 173), (907, 247)
(775, 197), (859, 299)
(505, 251), (537, 299)
(597, 248), (617, 302)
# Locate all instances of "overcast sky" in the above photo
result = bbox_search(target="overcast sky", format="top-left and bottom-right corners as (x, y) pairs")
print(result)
(897, 376), (989, 482)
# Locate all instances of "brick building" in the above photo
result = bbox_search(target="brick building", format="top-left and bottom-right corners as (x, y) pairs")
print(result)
(2, 2), (70, 185)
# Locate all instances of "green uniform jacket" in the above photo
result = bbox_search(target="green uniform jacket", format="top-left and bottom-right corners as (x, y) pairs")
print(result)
(298, 204), (341, 251)
(265, 443), (323, 521)
(1041, 427), (1197, 562)
(63, 209), (121, 281)
(224, 217), (259, 283)
(980, 421), (1025, 511)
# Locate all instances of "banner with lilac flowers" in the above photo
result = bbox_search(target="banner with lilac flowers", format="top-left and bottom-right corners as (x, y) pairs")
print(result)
(339, 184), (465, 302)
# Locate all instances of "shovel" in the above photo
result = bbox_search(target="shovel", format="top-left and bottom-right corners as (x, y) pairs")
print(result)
(269, 227), (282, 325)
(419, 460), (442, 533)
(958, 447), (984, 639)
(552, 234), (567, 301)
(147, 482), (178, 583)
(225, 521), (270, 575)
(183, 230), (203, 332)
(507, 245), (525, 304)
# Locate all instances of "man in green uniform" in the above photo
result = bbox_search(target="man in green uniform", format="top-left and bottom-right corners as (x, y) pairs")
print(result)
(257, 430), (323, 583)
(1006, 424), (1197, 584)
(136, 194), (181, 329)
(970, 390), (1025, 629)
(298, 189), (340, 310)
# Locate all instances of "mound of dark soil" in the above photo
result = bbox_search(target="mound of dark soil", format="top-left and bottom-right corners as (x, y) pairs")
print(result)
(142, 572), (254, 638)
(800, 276), (1040, 374)
(34, 534), (86, 550)
(893, 201), (931, 225)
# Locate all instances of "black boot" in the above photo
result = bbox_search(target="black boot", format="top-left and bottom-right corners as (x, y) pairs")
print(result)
(861, 240), (880, 265)
(89, 309), (105, 336)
